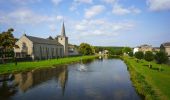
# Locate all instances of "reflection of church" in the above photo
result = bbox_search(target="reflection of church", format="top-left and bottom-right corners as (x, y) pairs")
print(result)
(0, 66), (68, 98)
(14, 66), (68, 93)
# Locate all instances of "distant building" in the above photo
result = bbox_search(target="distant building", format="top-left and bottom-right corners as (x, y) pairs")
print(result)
(152, 47), (160, 52)
(14, 22), (68, 60)
(133, 47), (139, 54)
(160, 42), (170, 56)
(68, 44), (79, 56)
(133, 44), (152, 54)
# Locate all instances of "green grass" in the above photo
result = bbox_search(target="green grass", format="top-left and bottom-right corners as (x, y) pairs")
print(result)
(123, 56), (170, 100)
(0, 55), (97, 74)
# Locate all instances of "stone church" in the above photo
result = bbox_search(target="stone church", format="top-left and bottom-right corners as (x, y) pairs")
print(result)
(14, 22), (68, 60)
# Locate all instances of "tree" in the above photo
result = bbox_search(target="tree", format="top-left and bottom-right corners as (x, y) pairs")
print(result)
(122, 47), (132, 54)
(155, 51), (168, 71)
(0, 28), (16, 49)
(155, 51), (168, 64)
(128, 51), (133, 57)
(144, 51), (154, 68)
(135, 51), (144, 62)
(0, 28), (16, 63)
(78, 43), (93, 55)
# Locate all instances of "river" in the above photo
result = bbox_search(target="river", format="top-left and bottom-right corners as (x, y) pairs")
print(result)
(0, 58), (141, 100)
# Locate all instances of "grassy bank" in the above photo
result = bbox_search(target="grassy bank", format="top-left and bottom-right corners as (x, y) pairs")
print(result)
(0, 55), (97, 74)
(123, 56), (170, 100)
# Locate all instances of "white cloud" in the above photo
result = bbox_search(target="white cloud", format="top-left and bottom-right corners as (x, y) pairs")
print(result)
(70, 0), (93, 11)
(85, 5), (105, 19)
(74, 0), (93, 4)
(74, 19), (135, 37)
(0, 8), (64, 25)
(51, 0), (62, 5)
(147, 0), (170, 11)
(102, 0), (117, 4)
(112, 4), (141, 15)
(10, 0), (41, 5)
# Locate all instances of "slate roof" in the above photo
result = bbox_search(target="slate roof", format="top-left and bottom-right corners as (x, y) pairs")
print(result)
(26, 35), (62, 46)
(162, 42), (170, 46)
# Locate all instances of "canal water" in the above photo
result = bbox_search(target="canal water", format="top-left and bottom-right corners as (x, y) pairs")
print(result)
(0, 58), (141, 100)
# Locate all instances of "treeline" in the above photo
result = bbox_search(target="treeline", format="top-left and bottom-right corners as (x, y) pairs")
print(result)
(129, 51), (168, 69)
(78, 43), (131, 56)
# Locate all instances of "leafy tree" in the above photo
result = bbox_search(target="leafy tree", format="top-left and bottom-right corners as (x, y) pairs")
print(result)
(135, 51), (144, 62)
(155, 51), (168, 64)
(128, 51), (133, 57)
(78, 43), (93, 55)
(155, 51), (168, 71)
(0, 28), (16, 63)
(122, 47), (132, 54)
(0, 28), (16, 50)
(144, 51), (154, 68)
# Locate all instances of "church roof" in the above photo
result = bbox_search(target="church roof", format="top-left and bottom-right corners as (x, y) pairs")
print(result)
(61, 22), (66, 36)
(26, 35), (62, 46)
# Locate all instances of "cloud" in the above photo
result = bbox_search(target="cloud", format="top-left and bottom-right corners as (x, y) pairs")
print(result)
(74, 0), (93, 4)
(112, 4), (141, 15)
(85, 5), (105, 19)
(51, 0), (62, 5)
(74, 19), (135, 37)
(147, 0), (170, 11)
(0, 8), (63, 25)
(102, 0), (117, 4)
(70, 0), (93, 11)
(10, 0), (41, 5)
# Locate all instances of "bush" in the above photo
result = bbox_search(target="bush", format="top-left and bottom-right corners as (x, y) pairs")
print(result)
(155, 51), (168, 64)
(128, 51), (133, 57)
(144, 51), (154, 68)
(135, 51), (144, 60)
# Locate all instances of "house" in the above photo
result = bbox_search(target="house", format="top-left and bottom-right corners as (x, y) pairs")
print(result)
(133, 47), (139, 54)
(152, 47), (160, 52)
(160, 42), (170, 56)
(14, 22), (68, 60)
(133, 44), (152, 54)
(68, 44), (79, 56)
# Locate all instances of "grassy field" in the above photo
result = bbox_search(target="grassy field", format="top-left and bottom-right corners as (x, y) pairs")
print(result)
(0, 55), (97, 74)
(123, 56), (170, 100)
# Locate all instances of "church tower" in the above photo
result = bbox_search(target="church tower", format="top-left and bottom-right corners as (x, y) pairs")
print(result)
(57, 22), (68, 56)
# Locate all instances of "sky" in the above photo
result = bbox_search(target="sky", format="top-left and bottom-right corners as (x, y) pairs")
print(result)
(0, 0), (170, 47)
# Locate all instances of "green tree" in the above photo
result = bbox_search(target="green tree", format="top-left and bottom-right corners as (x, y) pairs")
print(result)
(128, 51), (133, 57)
(144, 51), (154, 68)
(0, 28), (16, 63)
(122, 47), (132, 54)
(135, 51), (144, 62)
(155, 51), (168, 64)
(155, 51), (168, 71)
(78, 43), (93, 55)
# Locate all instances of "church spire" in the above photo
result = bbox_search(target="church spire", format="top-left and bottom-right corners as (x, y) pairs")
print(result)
(61, 22), (66, 36)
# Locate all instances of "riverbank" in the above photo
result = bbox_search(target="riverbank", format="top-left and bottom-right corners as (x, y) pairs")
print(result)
(123, 56), (170, 100)
(0, 55), (97, 74)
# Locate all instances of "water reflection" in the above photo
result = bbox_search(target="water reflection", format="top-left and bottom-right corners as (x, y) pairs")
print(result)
(0, 58), (141, 100)
(0, 66), (68, 99)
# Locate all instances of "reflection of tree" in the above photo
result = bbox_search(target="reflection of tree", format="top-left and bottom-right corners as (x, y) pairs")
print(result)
(0, 81), (17, 99)
(82, 59), (94, 64)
